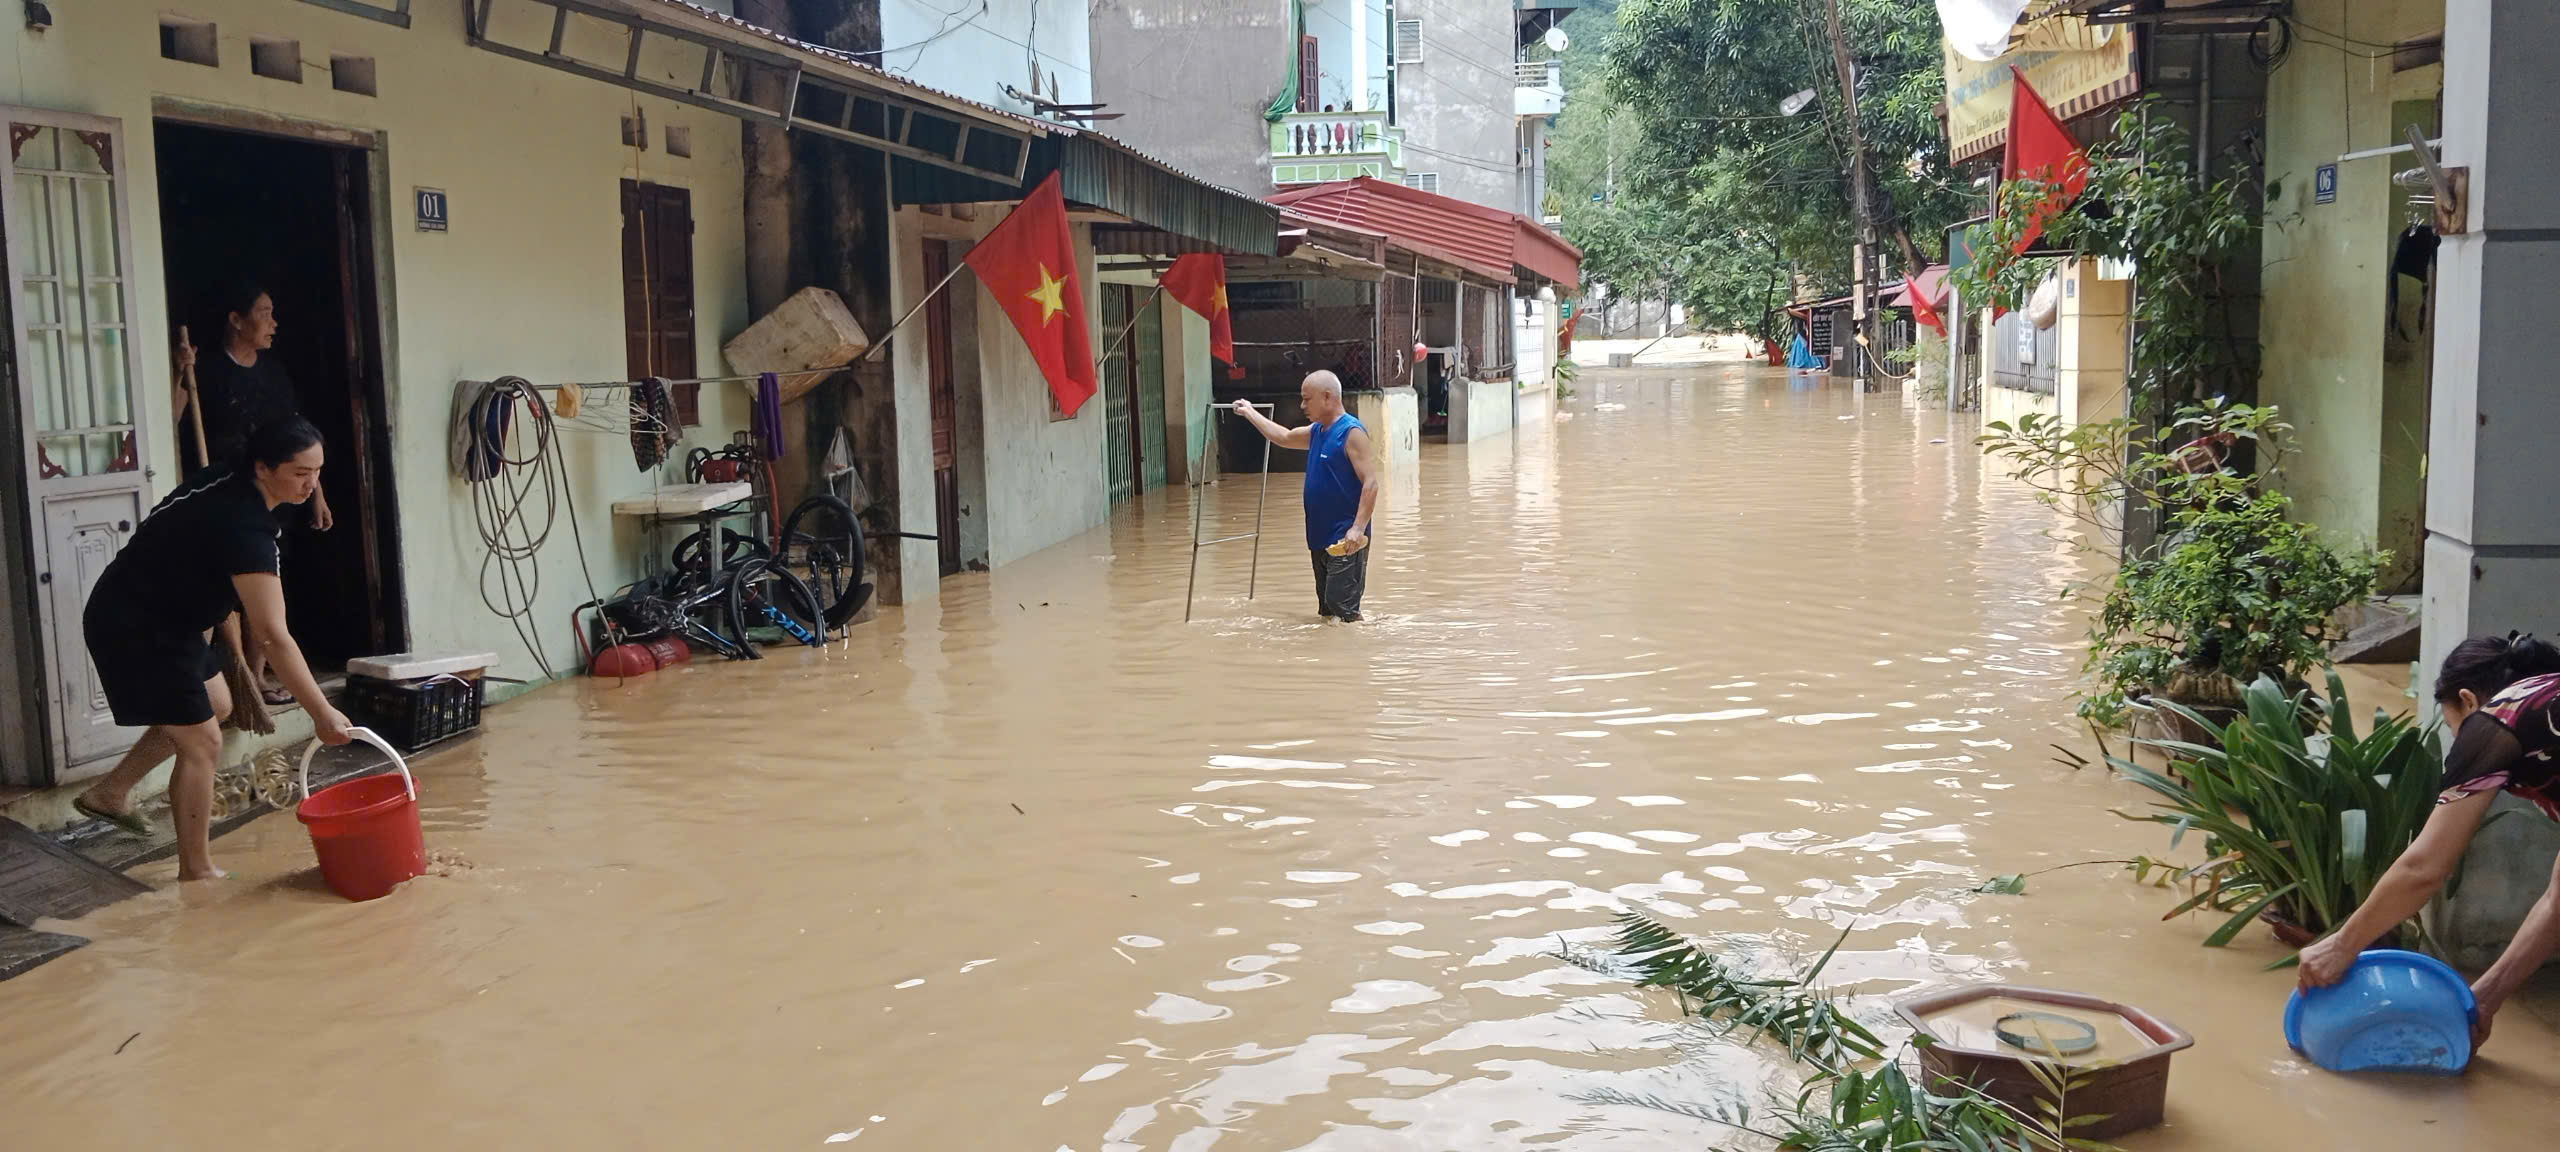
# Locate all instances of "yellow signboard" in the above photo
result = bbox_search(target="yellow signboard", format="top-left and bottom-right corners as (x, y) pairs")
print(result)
(1944, 11), (2140, 164)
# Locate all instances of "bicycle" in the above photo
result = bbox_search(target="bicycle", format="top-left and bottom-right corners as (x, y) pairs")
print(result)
(778, 492), (873, 629)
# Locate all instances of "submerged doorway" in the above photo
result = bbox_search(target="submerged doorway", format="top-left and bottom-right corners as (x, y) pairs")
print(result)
(1101, 283), (1166, 505)
(152, 120), (405, 673)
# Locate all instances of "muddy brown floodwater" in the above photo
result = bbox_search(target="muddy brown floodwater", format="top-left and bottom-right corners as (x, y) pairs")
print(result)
(6, 363), (2557, 1150)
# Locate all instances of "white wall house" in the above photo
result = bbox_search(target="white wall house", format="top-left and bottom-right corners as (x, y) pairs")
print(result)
(0, 0), (762, 787)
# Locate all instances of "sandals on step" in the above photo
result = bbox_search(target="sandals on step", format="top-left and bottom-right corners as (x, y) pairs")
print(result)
(72, 795), (155, 838)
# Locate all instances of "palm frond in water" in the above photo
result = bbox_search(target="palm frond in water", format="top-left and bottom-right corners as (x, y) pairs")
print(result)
(1551, 935), (1629, 977)
(1570, 1086), (1755, 1130)
(1609, 910), (1885, 1068)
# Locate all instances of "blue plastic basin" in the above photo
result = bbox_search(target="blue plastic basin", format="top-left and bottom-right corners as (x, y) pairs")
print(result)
(2284, 949), (2476, 1074)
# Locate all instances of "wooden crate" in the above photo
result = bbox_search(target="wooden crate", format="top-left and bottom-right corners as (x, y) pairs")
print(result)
(721, 287), (871, 404)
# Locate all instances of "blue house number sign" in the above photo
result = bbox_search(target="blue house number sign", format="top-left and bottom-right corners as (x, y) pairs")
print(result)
(415, 187), (449, 232)
(2313, 164), (2338, 206)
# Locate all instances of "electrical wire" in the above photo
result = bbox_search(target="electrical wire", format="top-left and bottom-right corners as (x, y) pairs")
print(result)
(878, 0), (988, 68)
(458, 376), (611, 682)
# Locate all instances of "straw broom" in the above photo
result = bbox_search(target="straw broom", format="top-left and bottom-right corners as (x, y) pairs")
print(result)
(177, 325), (274, 736)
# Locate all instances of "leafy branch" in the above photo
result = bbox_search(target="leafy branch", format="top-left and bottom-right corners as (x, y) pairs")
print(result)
(1595, 911), (2123, 1150)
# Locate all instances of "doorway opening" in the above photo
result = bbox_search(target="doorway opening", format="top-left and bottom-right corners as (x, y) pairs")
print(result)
(153, 119), (405, 673)
(1101, 283), (1168, 505)
(923, 240), (989, 573)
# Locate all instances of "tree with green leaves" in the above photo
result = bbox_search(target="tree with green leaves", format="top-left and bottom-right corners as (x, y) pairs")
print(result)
(1550, 0), (1970, 336)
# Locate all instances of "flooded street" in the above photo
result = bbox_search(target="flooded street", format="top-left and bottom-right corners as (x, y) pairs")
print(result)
(7, 363), (2557, 1149)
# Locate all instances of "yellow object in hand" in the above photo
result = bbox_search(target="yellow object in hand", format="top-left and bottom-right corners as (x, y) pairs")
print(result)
(1326, 535), (1368, 557)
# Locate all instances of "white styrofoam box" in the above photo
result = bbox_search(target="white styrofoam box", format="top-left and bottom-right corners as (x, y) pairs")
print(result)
(347, 652), (499, 680)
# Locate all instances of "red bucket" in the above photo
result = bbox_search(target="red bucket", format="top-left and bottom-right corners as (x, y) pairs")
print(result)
(294, 728), (426, 902)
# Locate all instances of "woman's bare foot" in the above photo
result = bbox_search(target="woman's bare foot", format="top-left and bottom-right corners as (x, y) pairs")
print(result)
(176, 865), (229, 882)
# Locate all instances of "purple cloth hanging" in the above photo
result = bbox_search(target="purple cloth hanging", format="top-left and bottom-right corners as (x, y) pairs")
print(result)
(754, 371), (785, 461)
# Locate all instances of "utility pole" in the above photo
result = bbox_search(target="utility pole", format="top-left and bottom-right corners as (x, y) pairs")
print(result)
(1821, 0), (1876, 385)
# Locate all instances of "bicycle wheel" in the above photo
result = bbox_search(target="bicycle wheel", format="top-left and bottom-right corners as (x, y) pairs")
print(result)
(779, 494), (871, 628)
(727, 558), (826, 656)
(671, 527), (769, 575)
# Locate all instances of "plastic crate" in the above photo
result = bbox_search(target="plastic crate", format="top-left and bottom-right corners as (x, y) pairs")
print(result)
(342, 674), (484, 753)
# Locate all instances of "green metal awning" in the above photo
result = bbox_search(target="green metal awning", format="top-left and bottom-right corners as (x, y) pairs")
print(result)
(893, 133), (1280, 257)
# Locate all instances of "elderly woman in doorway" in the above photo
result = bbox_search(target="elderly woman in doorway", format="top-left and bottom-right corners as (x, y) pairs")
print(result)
(72, 418), (351, 881)
(2297, 632), (2560, 1050)
(180, 283), (331, 706)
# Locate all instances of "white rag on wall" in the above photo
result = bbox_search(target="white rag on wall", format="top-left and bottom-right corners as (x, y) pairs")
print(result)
(1936, 0), (2034, 62)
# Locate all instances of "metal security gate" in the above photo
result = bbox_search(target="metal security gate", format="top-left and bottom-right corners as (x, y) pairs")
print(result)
(1134, 294), (1166, 493)
(1102, 285), (1134, 505)
(2, 108), (153, 784)
(1380, 273), (1415, 389)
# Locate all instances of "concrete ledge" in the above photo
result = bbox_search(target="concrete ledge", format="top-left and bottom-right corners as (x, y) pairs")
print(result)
(2427, 792), (2560, 970)
(1515, 379), (1556, 427)
(1447, 378), (1515, 444)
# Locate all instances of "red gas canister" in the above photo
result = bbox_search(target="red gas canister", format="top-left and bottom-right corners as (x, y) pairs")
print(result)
(590, 642), (659, 677)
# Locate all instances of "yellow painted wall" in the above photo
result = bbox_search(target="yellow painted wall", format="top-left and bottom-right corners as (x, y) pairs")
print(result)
(3, 0), (751, 686)
(2256, 0), (2441, 582)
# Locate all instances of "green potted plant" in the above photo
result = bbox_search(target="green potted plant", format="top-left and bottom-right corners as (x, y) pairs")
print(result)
(2114, 671), (2447, 948)
(1980, 402), (2383, 733)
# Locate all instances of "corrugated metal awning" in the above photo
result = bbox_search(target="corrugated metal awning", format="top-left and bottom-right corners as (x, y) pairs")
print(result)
(464, 0), (1048, 182)
(893, 133), (1281, 257)
(1269, 177), (1582, 289)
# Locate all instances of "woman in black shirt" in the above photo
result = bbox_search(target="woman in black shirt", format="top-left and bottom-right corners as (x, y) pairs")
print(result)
(73, 418), (351, 881)
(184, 284), (331, 705)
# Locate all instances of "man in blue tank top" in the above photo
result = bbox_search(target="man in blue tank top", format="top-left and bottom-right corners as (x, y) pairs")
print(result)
(1232, 370), (1380, 621)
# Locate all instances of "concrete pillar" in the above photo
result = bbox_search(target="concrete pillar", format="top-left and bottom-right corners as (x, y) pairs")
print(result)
(2054, 257), (2129, 428)
(885, 205), (940, 605)
(1163, 305), (1212, 486)
(2420, 0), (2560, 969)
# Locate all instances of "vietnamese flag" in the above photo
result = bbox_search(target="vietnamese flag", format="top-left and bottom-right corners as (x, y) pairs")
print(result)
(1159, 254), (1235, 365)
(1908, 280), (1948, 338)
(965, 172), (1097, 416)
(2002, 67), (2091, 256)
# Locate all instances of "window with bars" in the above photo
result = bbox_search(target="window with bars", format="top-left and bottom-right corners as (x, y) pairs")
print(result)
(1401, 171), (1440, 194)
(8, 125), (141, 478)
(1394, 19), (1422, 65)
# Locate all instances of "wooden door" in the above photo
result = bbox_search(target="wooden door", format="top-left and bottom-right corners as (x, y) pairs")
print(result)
(1101, 285), (1134, 505)
(923, 240), (961, 575)
(2, 109), (153, 775)
(1298, 36), (1321, 114)
(332, 149), (398, 653)
(620, 180), (697, 423)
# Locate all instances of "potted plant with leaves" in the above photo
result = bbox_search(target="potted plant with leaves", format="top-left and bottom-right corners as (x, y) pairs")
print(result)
(1980, 402), (2383, 733)
(2113, 672), (2448, 948)
(1953, 103), (2386, 738)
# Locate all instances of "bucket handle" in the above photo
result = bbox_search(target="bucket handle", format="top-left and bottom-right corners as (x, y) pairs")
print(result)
(297, 727), (415, 803)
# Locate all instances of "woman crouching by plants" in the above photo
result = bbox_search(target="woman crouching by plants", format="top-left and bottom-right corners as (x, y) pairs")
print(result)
(2299, 632), (2560, 1047)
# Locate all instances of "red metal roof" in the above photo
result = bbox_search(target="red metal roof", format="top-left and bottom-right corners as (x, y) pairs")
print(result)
(1268, 177), (1580, 289)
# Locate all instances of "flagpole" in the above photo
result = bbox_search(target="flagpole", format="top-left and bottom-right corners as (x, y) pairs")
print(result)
(861, 255), (974, 363)
(1093, 281), (1171, 369)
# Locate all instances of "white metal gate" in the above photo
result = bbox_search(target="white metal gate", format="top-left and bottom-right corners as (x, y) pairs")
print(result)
(4, 108), (152, 775)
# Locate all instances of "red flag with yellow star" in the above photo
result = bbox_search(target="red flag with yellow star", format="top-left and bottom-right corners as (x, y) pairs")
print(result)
(1159, 253), (1235, 366)
(964, 173), (1097, 415)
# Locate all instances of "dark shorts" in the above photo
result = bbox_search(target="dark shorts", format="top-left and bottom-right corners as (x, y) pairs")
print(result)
(1310, 547), (1369, 621)
(83, 603), (223, 728)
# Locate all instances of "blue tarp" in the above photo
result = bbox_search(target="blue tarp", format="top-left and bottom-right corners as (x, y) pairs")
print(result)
(1787, 334), (1825, 370)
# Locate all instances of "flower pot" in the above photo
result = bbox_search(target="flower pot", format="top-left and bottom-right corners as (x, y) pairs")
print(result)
(2128, 693), (2236, 752)
(2260, 907), (2319, 948)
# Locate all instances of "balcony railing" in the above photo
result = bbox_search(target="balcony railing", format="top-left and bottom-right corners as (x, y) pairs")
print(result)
(1270, 110), (1404, 186)
(1514, 61), (1564, 117)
